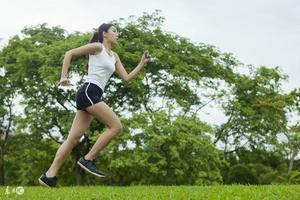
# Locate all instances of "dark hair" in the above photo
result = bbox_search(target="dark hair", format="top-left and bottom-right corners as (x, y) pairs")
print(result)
(84, 23), (113, 74)
(98, 23), (113, 42)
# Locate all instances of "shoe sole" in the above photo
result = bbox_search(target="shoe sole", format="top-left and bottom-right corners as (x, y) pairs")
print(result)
(38, 177), (53, 188)
(77, 161), (105, 178)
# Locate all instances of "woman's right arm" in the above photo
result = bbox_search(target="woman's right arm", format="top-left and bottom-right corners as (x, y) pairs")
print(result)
(60, 42), (102, 85)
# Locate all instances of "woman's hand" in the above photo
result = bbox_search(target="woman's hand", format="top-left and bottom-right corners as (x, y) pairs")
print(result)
(140, 50), (151, 65)
(59, 77), (73, 86)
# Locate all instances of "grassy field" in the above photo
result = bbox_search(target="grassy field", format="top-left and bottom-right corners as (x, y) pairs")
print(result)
(0, 185), (299, 200)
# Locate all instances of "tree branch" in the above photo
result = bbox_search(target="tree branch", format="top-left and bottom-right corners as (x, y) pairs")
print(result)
(46, 131), (63, 144)
(224, 140), (250, 154)
(4, 92), (14, 147)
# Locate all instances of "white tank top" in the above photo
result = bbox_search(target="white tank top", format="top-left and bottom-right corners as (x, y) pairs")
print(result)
(85, 44), (116, 91)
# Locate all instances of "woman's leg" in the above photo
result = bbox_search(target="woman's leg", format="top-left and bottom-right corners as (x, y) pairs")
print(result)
(46, 110), (94, 177)
(84, 101), (123, 160)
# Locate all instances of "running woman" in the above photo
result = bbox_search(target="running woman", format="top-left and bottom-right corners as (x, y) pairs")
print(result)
(39, 23), (150, 187)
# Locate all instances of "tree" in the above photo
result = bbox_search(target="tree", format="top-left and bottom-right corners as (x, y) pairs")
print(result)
(215, 66), (289, 153)
(0, 66), (20, 185)
(278, 89), (300, 180)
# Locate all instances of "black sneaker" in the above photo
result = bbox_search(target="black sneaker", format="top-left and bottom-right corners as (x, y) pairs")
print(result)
(77, 157), (105, 177)
(38, 173), (57, 188)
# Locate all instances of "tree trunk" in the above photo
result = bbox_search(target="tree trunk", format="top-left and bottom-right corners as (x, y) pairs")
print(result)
(71, 150), (85, 185)
(71, 137), (92, 185)
(288, 149), (296, 177)
(0, 146), (5, 185)
(75, 162), (84, 185)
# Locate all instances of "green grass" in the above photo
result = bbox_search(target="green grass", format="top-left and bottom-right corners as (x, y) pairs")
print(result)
(0, 185), (299, 200)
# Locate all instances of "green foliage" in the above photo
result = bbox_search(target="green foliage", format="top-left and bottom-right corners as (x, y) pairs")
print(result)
(228, 164), (259, 184)
(5, 134), (58, 185)
(98, 110), (224, 185)
(216, 66), (291, 151)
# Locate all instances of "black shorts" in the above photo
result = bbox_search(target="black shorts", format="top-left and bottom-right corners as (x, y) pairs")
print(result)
(75, 82), (104, 111)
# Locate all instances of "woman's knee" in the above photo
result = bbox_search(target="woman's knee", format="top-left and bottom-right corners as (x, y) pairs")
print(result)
(110, 123), (123, 134)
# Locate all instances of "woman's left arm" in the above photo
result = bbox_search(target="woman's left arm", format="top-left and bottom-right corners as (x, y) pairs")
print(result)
(114, 51), (150, 82)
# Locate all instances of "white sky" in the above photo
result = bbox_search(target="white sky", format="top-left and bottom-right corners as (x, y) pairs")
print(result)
(1, 0), (300, 124)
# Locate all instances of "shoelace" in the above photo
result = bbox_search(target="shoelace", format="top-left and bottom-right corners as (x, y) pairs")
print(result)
(84, 158), (99, 168)
(91, 159), (98, 167)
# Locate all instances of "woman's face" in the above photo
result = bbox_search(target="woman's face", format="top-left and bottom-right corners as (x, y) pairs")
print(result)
(104, 26), (119, 44)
